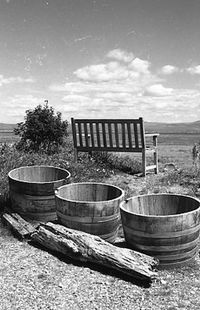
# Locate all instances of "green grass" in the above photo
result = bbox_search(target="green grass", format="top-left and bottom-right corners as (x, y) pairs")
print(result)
(1, 128), (200, 309)
(0, 131), (199, 211)
(0, 141), (116, 210)
(158, 133), (200, 146)
(0, 131), (19, 143)
(158, 145), (193, 168)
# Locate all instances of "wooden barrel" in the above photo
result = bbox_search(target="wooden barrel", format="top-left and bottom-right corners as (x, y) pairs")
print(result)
(8, 165), (71, 222)
(120, 194), (200, 268)
(55, 182), (124, 243)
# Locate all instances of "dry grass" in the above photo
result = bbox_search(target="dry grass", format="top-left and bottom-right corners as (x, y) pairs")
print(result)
(1, 134), (200, 309)
(1, 171), (200, 309)
(158, 145), (193, 168)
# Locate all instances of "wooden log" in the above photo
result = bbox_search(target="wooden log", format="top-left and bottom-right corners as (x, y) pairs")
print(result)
(2, 212), (37, 239)
(31, 222), (158, 286)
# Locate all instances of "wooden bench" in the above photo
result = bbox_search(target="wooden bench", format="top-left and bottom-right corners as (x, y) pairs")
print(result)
(71, 117), (159, 176)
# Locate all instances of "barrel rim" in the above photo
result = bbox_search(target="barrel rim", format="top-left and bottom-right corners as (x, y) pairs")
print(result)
(120, 193), (200, 218)
(55, 182), (124, 203)
(8, 165), (71, 184)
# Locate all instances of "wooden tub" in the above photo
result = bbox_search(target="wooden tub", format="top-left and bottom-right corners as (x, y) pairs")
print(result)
(8, 165), (71, 222)
(55, 182), (124, 243)
(120, 193), (200, 268)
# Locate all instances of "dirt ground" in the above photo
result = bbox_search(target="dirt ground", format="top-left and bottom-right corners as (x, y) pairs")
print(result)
(0, 172), (200, 310)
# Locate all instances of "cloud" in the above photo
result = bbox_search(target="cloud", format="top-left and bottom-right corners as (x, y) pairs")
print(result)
(74, 62), (129, 82)
(187, 65), (200, 75)
(62, 94), (89, 103)
(160, 65), (179, 75)
(8, 94), (42, 108)
(106, 49), (134, 63)
(0, 75), (35, 87)
(74, 55), (156, 87)
(128, 57), (151, 73)
(50, 80), (143, 96)
(49, 49), (200, 122)
(144, 84), (173, 97)
(0, 95), (44, 123)
(74, 35), (92, 42)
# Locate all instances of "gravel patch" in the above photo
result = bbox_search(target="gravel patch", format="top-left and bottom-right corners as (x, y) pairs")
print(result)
(1, 173), (200, 309)
(1, 220), (200, 310)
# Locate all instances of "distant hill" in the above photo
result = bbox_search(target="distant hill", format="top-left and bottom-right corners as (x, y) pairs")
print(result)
(0, 120), (200, 134)
(145, 120), (200, 134)
(0, 123), (16, 131)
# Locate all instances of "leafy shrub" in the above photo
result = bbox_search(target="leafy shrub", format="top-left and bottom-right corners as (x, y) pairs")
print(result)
(14, 103), (68, 154)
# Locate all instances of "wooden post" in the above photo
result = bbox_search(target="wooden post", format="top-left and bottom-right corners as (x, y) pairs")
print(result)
(142, 149), (146, 177)
(140, 118), (146, 177)
(153, 135), (158, 174)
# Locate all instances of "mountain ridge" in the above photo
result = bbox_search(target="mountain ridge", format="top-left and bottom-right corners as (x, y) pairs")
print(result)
(0, 120), (200, 134)
(145, 120), (200, 134)
(0, 123), (16, 130)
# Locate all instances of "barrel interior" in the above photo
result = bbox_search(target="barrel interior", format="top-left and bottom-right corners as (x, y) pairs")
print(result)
(124, 194), (200, 216)
(9, 166), (69, 183)
(56, 183), (123, 202)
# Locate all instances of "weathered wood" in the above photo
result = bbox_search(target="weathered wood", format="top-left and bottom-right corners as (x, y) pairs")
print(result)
(55, 182), (124, 243)
(71, 117), (159, 176)
(8, 165), (71, 221)
(31, 222), (158, 286)
(120, 194), (200, 268)
(108, 122), (113, 147)
(2, 212), (36, 239)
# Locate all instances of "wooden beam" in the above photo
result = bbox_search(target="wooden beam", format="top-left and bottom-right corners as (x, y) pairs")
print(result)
(31, 222), (158, 287)
(2, 213), (36, 239)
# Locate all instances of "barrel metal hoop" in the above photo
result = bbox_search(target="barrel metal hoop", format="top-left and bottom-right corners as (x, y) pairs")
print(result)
(151, 246), (199, 261)
(123, 224), (200, 238)
(57, 211), (120, 224)
(128, 238), (199, 252)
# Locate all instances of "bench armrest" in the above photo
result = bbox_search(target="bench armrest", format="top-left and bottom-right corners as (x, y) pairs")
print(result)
(145, 133), (159, 137)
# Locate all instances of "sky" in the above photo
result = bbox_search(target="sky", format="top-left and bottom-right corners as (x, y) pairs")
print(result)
(1, 0), (200, 124)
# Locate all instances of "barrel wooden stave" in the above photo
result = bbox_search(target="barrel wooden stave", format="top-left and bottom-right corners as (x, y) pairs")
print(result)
(9, 166), (70, 196)
(120, 194), (200, 267)
(8, 166), (71, 222)
(55, 182), (124, 243)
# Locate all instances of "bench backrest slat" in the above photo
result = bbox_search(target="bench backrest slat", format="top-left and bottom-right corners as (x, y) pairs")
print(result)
(71, 118), (145, 152)
(127, 122), (132, 148)
(78, 122), (83, 147)
(89, 122), (95, 147)
(83, 122), (89, 147)
(96, 122), (101, 147)
(108, 122), (113, 147)
(134, 122), (139, 149)
(121, 122), (126, 148)
(102, 122), (107, 148)
(114, 123), (119, 148)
